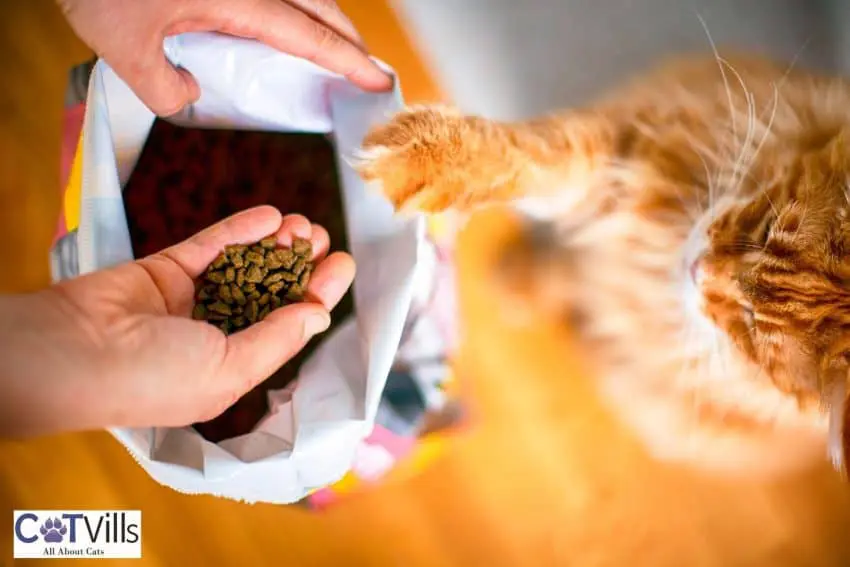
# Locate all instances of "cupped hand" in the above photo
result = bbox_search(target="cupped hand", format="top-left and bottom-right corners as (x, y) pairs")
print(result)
(57, 0), (393, 116)
(17, 207), (354, 434)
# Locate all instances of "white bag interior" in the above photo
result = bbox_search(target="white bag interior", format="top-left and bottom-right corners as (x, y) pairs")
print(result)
(75, 32), (426, 503)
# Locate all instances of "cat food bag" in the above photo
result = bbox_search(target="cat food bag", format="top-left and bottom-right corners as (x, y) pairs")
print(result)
(48, 32), (431, 504)
(308, 372), (466, 509)
(302, 211), (469, 509)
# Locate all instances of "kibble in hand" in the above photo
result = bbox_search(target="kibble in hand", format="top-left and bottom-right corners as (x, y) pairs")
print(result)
(192, 236), (314, 335)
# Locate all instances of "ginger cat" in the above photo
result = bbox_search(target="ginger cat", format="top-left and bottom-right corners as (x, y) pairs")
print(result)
(356, 53), (850, 479)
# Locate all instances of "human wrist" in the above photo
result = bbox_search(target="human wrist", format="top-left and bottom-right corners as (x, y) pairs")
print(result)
(0, 288), (105, 438)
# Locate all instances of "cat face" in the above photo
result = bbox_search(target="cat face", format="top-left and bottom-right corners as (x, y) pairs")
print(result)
(691, 135), (850, 408)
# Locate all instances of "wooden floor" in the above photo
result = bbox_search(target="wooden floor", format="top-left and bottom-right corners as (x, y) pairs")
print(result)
(2, 1), (850, 566)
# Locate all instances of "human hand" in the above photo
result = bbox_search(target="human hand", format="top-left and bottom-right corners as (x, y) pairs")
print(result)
(0, 207), (354, 437)
(57, 0), (393, 116)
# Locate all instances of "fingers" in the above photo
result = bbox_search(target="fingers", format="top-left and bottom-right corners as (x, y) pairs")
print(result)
(304, 251), (356, 307)
(273, 214), (331, 262)
(282, 0), (364, 48)
(205, 0), (392, 92)
(116, 48), (202, 117)
(275, 213), (312, 247)
(256, 212), (354, 308)
(151, 208), (347, 315)
(308, 224), (331, 263)
(220, 253), (354, 392)
(159, 206), (283, 279)
(219, 303), (329, 393)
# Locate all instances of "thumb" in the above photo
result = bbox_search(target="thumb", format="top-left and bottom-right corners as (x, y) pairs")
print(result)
(219, 302), (332, 394)
(117, 48), (201, 117)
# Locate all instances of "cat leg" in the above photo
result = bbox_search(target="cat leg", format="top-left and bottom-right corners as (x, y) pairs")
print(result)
(495, 219), (583, 326)
(354, 105), (615, 218)
(355, 105), (609, 324)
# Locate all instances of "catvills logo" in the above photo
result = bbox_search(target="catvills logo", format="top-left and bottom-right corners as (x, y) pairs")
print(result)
(13, 510), (141, 559)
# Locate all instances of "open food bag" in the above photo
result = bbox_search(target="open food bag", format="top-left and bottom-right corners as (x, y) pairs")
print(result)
(49, 32), (430, 504)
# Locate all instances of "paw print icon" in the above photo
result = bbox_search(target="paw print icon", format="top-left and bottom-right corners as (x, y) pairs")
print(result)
(40, 517), (67, 543)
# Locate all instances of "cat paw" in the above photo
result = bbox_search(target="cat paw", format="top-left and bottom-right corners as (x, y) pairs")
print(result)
(353, 105), (470, 214)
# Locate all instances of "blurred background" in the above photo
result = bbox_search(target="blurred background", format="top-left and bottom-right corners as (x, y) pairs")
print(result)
(395, 0), (844, 119)
(2, 1), (850, 565)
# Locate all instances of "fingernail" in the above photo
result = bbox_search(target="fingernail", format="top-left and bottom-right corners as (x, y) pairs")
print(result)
(303, 312), (331, 339)
(375, 72), (394, 92)
(354, 67), (394, 93)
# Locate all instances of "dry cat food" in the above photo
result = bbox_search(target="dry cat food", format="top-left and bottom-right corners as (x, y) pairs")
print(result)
(122, 120), (353, 442)
(192, 236), (314, 334)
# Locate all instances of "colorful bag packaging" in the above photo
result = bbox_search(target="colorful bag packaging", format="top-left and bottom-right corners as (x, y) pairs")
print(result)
(53, 41), (466, 506)
(51, 32), (431, 504)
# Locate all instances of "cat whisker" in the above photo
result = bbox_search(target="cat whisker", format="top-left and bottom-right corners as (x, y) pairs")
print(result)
(685, 138), (715, 211)
(792, 205), (809, 240)
(725, 242), (764, 252)
(718, 58), (751, 137)
(733, 89), (757, 192)
(760, 184), (780, 218)
(740, 83), (781, 218)
(697, 13), (737, 141)
(716, 59), (759, 215)
(750, 84), (780, 170)
(694, 15), (757, 214)
(685, 148), (713, 218)
(776, 38), (812, 91)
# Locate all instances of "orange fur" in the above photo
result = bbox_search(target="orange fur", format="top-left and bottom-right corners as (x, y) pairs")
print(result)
(356, 53), (850, 476)
(844, 388), (850, 477)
